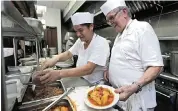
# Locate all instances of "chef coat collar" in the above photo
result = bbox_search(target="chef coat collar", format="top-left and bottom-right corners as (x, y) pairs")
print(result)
(118, 19), (134, 39)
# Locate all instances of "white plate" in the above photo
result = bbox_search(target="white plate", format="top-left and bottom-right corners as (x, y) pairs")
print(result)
(23, 61), (37, 66)
(84, 85), (119, 110)
(19, 57), (34, 62)
(55, 62), (73, 68)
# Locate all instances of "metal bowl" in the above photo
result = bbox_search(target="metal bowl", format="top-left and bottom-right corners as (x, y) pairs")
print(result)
(23, 61), (37, 66)
(19, 57), (35, 63)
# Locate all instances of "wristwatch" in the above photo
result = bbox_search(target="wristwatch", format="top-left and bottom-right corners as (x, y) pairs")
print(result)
(132, 82), (142, 93)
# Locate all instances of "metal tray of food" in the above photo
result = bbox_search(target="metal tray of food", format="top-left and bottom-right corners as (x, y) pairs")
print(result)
(19, 99), (74, 111)
(22, 80), (65, 103)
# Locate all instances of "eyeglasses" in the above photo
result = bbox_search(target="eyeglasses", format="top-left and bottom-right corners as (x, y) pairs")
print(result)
(106, 10), (122, 25)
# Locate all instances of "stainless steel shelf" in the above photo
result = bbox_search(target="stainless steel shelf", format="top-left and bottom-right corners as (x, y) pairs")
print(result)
(2, 27), (36, 37)
(7, 97), (16, 111)
(19, 73), (32, 102)
(1, 1), (37, 38)
(158, 36), (178, 40)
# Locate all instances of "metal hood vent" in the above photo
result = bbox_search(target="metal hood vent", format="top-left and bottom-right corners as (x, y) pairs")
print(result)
(64, 1), (178, 31)
(94, 1), (178, 29)
(125, 1), (177, 14)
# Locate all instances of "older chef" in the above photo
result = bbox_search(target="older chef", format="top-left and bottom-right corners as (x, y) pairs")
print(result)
(34, 12), (110, 84)
(100, 0), (163, 111)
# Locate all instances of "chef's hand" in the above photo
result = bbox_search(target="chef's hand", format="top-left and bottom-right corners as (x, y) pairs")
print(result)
(115, 84), (138, 101)
(41, 58), (58, 70)
(32, 70), (43, 85)
(39, 68), (61, 84)
(104, 70), (109, 81)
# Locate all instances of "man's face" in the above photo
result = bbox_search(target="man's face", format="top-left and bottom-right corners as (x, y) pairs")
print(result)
(73, 24), (93, 42)
(106, 9), (128, 32)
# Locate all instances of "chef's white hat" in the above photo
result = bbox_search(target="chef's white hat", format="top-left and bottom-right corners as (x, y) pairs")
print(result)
(69, 37), (74, 40)
(107, 40), (112, 44)
(71, 12), (94, 25)
(100, 0), (126, 16)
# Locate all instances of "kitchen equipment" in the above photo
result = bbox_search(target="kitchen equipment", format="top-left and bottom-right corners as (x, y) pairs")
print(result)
(6, 80), (18, 95)
(41, 39), (47, 48)
(64, 32), (76, 41)
(19, 66), (33, 73)
(23, 82), (62, 87)
(170, 51), (178, 76)
(162, 54), (170, 72)
(23, 61), (37, 66)
(22, 80), (65, 103)
(7, 66), (19, 72)
(42, 48), (48, 58)
(19, 99), (74, 111)
(6, 79), (24, 102)
(155, 73), (178, 111)
(22, 82), (39, 86)
(6, 73), (31, 84)
(3, 48), (14, 57)
(24, 17), (43, 34)
(19, 57), (35, 63)
(42, 87), (75, 111)
(49, 47), (57, 56)
(7, 97), (17, 111)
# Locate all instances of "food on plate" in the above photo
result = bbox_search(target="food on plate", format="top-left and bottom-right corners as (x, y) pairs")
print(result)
(50, 106), (69, 111)
(88, 86), (114, 106)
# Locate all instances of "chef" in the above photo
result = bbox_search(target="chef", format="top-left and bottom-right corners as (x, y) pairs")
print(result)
(65, 36), (74, 65)
(34, 12), (110, 84)
(65, 37), (74, 51)
(100, 0), (163, 111)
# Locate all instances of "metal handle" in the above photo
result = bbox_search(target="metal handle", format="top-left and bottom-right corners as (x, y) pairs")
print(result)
(5, 81), (17, 85)
(42, 87), (75, 111)
(156, 90), (170, 98)
(6, 73), (31, 78)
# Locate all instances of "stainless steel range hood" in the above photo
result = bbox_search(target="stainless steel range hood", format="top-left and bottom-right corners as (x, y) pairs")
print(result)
(64, 1), (178, 31)
(93, 1), (178, 29)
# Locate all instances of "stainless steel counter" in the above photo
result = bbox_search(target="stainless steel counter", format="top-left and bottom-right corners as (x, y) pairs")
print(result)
(61, 77), (90, 90)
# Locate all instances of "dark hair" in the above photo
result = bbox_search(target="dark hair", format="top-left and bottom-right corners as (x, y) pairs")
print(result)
(80, 23), (92, 28)
(80, 23), (95, 31)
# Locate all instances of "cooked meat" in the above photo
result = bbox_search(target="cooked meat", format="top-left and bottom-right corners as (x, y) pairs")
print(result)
(23, 86), (64, 102)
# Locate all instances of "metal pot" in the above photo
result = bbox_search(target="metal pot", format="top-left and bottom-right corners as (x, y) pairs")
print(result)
(170, 51), (178, 76)
(49, 47), (57, 57)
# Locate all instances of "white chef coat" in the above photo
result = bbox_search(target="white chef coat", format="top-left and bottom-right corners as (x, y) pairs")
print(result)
(69, 33), (110, 83)
(66, 39), (74, 51)
(109, 19), (163, 110)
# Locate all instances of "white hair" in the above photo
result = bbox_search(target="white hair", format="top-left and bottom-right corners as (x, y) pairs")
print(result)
(112, 6), (132, 18)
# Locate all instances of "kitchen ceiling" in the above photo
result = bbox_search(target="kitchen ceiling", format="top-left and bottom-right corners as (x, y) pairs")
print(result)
(37, 1), (70, 10)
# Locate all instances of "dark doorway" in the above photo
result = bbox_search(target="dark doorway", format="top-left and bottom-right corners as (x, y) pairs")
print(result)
(44, 26), (57, 48)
